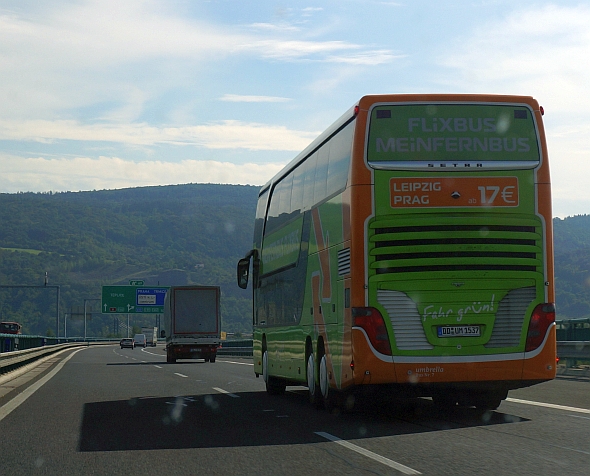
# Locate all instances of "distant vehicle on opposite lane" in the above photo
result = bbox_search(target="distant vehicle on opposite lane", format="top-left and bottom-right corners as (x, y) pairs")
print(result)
(120, 338), (135, 349)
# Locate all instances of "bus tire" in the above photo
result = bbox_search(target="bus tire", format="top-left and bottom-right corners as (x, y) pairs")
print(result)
(263, 350), (285, 395)
(432, 393), (457, 409)
(319, 353), (334, 411)
(473, 394), (502, 412)
(307, 353), (321, 406)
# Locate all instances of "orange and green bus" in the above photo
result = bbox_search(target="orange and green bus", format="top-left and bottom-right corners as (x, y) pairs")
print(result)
(237, 94), (556, 412)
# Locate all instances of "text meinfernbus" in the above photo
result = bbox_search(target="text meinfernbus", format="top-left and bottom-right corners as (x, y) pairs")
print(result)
(237, 94), (555, 412)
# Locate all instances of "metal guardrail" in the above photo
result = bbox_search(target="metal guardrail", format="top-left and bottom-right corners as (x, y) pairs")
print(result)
(218, 339), (253, 357)
(557, 341), (590, 365)
(0, 339), (116, 375)
(1, 333), (119, 352)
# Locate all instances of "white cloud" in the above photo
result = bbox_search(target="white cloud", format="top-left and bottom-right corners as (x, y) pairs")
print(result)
(220, 94), (292, 103)
(0, 119), (318, 151)
(249, 22), (300, 32)
(0, 0), (397, 122)
(0, 154), (284, 193)
(439, 4), (590, 113)
(440, 4), (590, 217)
(326, 50), (405, 65)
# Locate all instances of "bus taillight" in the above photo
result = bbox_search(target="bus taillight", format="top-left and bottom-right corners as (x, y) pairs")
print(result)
(525, 303), (556, 352)
(352, 307), (392, 356)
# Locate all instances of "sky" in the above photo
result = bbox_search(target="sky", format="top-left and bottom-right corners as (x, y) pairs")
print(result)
(1, 0), (589, 218)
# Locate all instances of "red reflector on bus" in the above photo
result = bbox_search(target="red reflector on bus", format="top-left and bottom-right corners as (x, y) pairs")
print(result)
(525, 303), (555, 352)
(540, 106), (544, 115)
(352, 307), (392, 356)
(354, 105), (359, 116)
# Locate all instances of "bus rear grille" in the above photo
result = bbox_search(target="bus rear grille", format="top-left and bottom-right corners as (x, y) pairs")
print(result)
(377, 290), (433, 350)
(369, 221), (541, 275)
(485, 287), (536, 348)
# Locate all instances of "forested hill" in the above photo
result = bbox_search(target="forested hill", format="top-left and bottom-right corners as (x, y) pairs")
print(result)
(0, 184), (258, 336)
(554, 215), (590, 318)
(0, 183), (589, 337)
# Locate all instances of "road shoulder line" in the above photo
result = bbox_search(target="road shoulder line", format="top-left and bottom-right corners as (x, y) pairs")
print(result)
(0, 348), (87, 422)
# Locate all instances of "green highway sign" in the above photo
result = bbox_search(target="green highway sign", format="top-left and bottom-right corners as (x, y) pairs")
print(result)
(129, 280), (144, 285)
(102, 285), (169, 314)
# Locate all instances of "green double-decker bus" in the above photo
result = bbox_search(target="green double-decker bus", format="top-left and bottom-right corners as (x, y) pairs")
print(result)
(238, 94), (556, 412)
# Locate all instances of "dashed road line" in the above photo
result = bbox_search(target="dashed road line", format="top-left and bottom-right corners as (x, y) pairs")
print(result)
(174, 373), (188, 378)
(219, 360), (254, 366)
(316, 432), (421, 474)
(213, 387), (239, 398)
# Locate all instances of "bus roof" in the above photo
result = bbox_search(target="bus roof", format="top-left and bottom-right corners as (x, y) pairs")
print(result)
(261, 93), (542, 196)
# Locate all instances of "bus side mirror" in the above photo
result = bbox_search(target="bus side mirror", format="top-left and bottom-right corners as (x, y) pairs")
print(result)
(237, 258), (250, 289)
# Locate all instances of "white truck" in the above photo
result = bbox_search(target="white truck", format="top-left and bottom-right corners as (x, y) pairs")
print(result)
(162, 285), (221, 363)
(141, 326), (158, 346)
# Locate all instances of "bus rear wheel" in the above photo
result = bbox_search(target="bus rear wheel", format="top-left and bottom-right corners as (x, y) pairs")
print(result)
(319, 353), (336, 411)
(263, 350), (285, 395)
(307, 353), (321, 406)
(472, 394), (503, 412)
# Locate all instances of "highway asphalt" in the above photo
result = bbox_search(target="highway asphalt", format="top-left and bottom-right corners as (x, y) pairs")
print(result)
(0, 345), (588, 475)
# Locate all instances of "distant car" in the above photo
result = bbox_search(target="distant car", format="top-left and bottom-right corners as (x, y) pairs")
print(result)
(133, 334), (147, 348)
(120, 338), (134, 349)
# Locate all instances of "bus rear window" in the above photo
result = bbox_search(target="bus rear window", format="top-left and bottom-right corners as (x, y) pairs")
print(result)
(367, 103), (540, 168)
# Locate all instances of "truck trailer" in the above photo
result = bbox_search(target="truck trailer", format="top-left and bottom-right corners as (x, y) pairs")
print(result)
(162, 285), (221, 363)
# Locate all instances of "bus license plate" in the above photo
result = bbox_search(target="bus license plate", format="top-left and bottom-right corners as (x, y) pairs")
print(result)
(437, 325), (480, 337)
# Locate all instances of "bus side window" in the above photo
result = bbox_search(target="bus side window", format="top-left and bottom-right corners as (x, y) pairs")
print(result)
(291, 164), (305, 215)
(302, 152), (318, 210)
(328, 121), (353, 195)
(314, 146), (329, 205)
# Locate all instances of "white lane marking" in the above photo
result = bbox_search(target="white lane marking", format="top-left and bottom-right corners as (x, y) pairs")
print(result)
(0, 348), (87, 422)
(568, 415), (590, 421)
(219, 360), (254, 366)
(141, 348), (164, 357)
(213, 387), (239, 398)
(0, 346), (83, 386)
(174, 373), (188, 378)
(154, 365), (162, 369)
(315, 432), (421, 475)
(506, 398), (590, 414)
